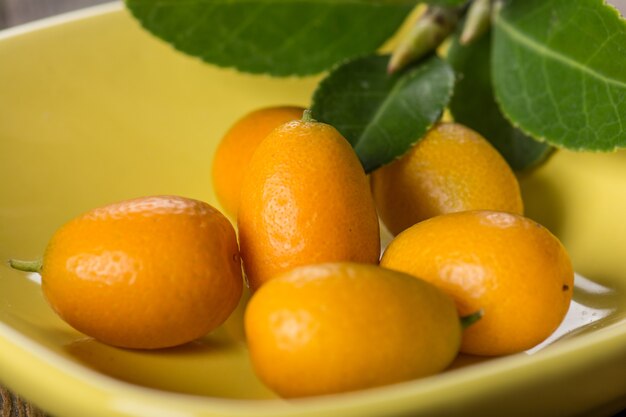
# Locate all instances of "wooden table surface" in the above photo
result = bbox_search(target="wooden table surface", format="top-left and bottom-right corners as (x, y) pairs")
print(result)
(1, 1), (626, 416)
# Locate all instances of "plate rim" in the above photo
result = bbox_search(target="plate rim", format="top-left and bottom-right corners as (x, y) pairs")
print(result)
(2, 307), (626, 416)
(0, 1), (122, 41)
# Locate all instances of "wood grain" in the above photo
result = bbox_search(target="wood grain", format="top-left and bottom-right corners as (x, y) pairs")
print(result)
(0, 386), (46, 417)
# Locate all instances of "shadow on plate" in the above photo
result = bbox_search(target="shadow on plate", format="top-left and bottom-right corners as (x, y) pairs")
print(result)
(63, 331), (275, 399)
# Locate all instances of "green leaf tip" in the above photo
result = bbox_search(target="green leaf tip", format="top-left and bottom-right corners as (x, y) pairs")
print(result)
(311, 54), (455, 173)
(460, 310), (483, 330)
(9, 258), (43, 273)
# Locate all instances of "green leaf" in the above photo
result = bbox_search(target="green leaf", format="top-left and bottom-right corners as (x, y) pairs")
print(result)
(125, 0), (414, 76)
(310, 54), (455, 172)
(492, 0), (626, 151)
(447, 30), (553, 171)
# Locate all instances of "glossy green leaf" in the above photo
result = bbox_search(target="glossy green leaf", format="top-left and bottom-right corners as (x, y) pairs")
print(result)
(311, 54), (455, 172)
(125, 0), (414, 76)
(447, 31), (553, 171)
(492, 0), (626, 151)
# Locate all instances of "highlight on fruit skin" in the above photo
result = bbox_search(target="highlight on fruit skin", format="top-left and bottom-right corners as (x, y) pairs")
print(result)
(237, 115), (380, 291)
(10, 195), (243, 350)
(371, 122), (524, 236)
(212, 106), (305, 218)
(381, 210), (574, 356)
(244, 262), (462, 398)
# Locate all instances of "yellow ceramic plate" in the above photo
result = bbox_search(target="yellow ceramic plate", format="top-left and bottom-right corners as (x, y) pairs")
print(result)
(1, 3), (626, 417)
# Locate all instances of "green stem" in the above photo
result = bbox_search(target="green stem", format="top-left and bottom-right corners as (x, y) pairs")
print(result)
(460, 309), (483, 330)
(8, 258), (43, 273)
(301, 109), (316, 123)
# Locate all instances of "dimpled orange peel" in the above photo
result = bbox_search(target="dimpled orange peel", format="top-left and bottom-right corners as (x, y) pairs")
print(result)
(237, 111), (380, 290)
(212, 106), (305, 218)
(381, 210), (574, 356)
(10, 196), (243, 349)
(371, 122), (524, 235)
(244, 263), (462, 398)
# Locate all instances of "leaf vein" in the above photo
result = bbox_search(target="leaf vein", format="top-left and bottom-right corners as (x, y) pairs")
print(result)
(606, 81), (625, 134)
(355, 65), (431, 150)
(214, 4), (270, 52)
(541, 57), (568, 133)
(582, 70), (590, 132)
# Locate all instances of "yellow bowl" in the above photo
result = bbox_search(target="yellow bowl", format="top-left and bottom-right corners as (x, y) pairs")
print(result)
(1, 3), (626, 417)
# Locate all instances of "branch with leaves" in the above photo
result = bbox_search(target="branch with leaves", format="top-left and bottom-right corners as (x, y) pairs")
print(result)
(126, 0), (626, 172)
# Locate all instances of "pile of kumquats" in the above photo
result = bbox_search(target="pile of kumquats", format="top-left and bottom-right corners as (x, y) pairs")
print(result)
(10, 106), (573, 398)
